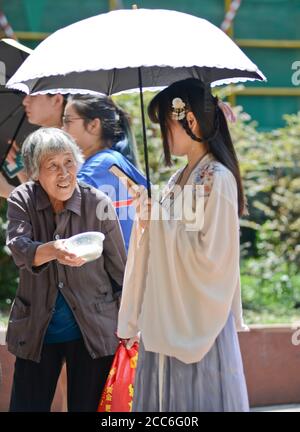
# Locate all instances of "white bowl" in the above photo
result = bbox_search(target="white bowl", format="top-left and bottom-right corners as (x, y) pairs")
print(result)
(64, 231), (105, 263)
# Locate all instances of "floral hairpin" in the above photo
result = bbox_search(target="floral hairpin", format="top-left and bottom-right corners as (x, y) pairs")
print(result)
(171, 97), (186, 121)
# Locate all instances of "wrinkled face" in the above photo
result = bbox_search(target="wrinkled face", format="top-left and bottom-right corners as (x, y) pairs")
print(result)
(23, 95), (61, 126)
(37, 151), (77, 207)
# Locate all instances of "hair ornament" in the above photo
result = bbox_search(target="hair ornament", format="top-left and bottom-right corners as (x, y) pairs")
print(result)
(217, 99), (237, 123)
(171, 97), (186, 120)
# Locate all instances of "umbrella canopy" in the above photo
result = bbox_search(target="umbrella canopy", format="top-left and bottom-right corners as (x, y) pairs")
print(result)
(6, 8), (266, 95)
(6, 9), (266, 194)
(0, 39), (37, 172)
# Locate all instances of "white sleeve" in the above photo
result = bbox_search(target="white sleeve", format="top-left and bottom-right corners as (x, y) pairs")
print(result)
(117, 222), (149, 338)
(190, 168), (245, 331)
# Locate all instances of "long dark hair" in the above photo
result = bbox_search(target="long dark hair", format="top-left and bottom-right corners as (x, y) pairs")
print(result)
(68, 94), (139, 167)
(148, 78), (246, 217)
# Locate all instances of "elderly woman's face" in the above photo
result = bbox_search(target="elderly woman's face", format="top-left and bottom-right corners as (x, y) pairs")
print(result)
(38, 151), (77, 207)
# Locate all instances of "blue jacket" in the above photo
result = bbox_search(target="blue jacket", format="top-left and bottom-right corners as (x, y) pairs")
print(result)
(77, 148), (148, 251)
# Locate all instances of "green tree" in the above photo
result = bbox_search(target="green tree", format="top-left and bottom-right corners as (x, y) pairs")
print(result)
(231, 111), (300, 312)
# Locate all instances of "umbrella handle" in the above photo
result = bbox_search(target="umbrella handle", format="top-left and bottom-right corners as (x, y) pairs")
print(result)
(138, 67), (151, 198)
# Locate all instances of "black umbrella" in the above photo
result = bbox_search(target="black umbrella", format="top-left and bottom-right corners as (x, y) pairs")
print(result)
(0, 39), (37, 178)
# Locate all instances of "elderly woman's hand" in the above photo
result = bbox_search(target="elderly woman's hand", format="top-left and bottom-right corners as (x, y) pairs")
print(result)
(53, 240), (86, 267)
(33, 240), (86, 267)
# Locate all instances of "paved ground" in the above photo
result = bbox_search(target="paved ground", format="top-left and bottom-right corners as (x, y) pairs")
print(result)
(251, 404), (300, 412)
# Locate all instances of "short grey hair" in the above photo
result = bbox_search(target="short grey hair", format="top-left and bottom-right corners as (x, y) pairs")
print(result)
(22, 127), (84, 180)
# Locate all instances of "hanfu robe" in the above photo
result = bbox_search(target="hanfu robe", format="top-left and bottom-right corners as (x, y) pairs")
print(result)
(118, 153), (249, 411)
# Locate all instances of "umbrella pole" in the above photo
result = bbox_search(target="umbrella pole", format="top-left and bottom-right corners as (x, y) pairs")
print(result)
(138, 67), (151, 198)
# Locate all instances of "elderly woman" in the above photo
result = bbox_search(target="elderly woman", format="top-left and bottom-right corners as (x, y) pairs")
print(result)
(6, 128), (126, 412)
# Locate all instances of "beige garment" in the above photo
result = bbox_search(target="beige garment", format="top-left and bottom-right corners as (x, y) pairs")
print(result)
(118, 154), (248, 364)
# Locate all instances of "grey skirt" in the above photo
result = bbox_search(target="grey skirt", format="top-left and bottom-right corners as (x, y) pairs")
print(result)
(132, 313), (249, 412)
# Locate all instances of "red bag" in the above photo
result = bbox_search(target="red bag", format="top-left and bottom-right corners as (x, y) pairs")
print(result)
(97, 341), (139, 412)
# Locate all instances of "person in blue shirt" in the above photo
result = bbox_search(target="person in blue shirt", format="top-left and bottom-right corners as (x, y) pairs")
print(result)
(62, 94), (148, 251)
